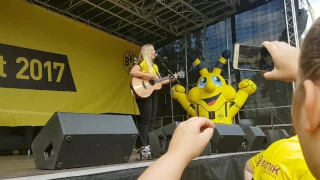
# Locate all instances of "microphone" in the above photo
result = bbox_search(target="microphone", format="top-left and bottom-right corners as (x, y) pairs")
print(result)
(156, 53), (168, 61)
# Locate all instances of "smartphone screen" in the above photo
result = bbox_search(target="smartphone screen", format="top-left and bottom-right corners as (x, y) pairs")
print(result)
(237, 45), (274, 72)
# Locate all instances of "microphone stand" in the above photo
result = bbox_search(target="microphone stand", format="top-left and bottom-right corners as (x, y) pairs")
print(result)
(159, 58), (179, 123)
(159, 58), (180, 84)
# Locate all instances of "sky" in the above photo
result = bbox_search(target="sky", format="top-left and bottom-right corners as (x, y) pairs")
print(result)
(300, 0), (319, 39)
(308, 0), (320, 19)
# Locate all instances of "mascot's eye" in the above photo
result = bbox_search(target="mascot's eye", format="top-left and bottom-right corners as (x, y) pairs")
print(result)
(198, 77), (207, 88)
(212, 76), (222, 87)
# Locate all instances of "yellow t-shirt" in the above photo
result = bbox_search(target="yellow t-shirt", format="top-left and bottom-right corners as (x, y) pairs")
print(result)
(249, 135), (315, 180)
(137, 60), (159, 75)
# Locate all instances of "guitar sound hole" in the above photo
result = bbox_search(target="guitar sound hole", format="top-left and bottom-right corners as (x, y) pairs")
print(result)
(149, 80), (155, 86)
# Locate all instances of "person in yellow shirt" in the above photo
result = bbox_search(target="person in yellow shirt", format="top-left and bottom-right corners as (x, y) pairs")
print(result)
(244, 135), (315, 180)
(130, 44), (177, 155)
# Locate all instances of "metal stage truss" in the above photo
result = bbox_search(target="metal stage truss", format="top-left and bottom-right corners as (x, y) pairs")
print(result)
(284, 0), (300, 95)
(24, 0), (273, 46)
(284, 0), (300, 48)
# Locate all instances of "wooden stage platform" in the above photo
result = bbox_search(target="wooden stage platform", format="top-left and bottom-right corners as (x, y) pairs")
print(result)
(0, 151), (259, 180)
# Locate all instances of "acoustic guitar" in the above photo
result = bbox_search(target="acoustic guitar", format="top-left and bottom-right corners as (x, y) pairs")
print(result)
(130, 71), (185, 99)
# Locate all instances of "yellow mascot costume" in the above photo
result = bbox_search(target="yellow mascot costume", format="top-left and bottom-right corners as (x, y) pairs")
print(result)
(172, 50), (256, 124)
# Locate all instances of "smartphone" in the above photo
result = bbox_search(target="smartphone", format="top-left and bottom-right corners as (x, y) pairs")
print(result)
(233, 43), (274, 72)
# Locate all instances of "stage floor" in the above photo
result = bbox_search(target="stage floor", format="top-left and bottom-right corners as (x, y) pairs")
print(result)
(1, 151), (260, 180)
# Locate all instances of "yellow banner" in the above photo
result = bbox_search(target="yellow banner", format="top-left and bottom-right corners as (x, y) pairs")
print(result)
(0, 1), (140, 126)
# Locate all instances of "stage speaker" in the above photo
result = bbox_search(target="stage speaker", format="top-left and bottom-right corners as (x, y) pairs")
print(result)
(201, 142), (212, 156)
(148, 121), (180, 157)
(242, 126), (266, 151)
(238, 119), (255, 128)
(32, 112), (138, 170)
(278, 129), (290, 139)
(148, 127), (166, 158)
(163, 121), (180, 145)
(211, 124), (246, 153)
(263, 130), (281, 148)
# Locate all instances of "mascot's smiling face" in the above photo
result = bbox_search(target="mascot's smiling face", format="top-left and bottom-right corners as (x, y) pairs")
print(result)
(187, 50), (232, 112)
(188, 72), (226, 106)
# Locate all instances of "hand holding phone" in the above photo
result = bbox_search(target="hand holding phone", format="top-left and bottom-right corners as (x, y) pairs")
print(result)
(233, 41), (299, 82)
(233, 43), (274, 72)
(261, 41), (299, 82)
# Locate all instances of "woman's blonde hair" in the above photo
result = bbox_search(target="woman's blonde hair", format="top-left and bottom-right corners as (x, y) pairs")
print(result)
(292, 17), (320, 116)
(138, 44), (154, 73)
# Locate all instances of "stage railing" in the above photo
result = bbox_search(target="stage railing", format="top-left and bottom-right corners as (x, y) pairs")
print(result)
(154, 111), (293, 129)
(239, 105), (291, 112)
(257, 124), (293, 128)
(240, 104), (295, 135)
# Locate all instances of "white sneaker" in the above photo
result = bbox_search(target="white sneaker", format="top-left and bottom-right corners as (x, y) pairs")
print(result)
(141, 145), (151, 157)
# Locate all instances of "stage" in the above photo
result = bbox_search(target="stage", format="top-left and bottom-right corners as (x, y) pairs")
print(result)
(0, 151), (259, 180)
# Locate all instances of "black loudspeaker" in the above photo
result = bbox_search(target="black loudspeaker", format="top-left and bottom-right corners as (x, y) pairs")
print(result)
(148, 127), (166, 158)
(32, 112), (138, 170)
(211, 124), (246, 153)
(263, 129), (290, 149)
(201, 142), (212, 156)
(263, 130), (281, 148)
(148, 121), (180, 158)
(278, 129), (290, 139)
(163, 121), (180, 145)
(242, 126), (266, 151)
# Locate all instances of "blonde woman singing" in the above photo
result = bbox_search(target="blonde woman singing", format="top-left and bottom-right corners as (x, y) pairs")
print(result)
(130, 44), (177, 155)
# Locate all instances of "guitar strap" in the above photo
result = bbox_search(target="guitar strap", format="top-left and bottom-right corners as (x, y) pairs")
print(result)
(152, 63), (161, 78)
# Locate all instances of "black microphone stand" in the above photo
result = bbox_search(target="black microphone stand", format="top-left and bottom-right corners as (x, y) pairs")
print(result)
(158, 57), (179, 123)
(159, 57), (180, 84)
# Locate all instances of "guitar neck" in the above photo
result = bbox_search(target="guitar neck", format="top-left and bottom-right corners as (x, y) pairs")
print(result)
(154, 76), (171, 83)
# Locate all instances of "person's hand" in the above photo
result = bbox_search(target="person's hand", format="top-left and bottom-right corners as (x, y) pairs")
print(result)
(148, 73), (158, 80)
(171, 73), (178, 82)
(167, 117), (215, 163)
(174, 73), (178, 79)
(261, 41), (299, 82)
